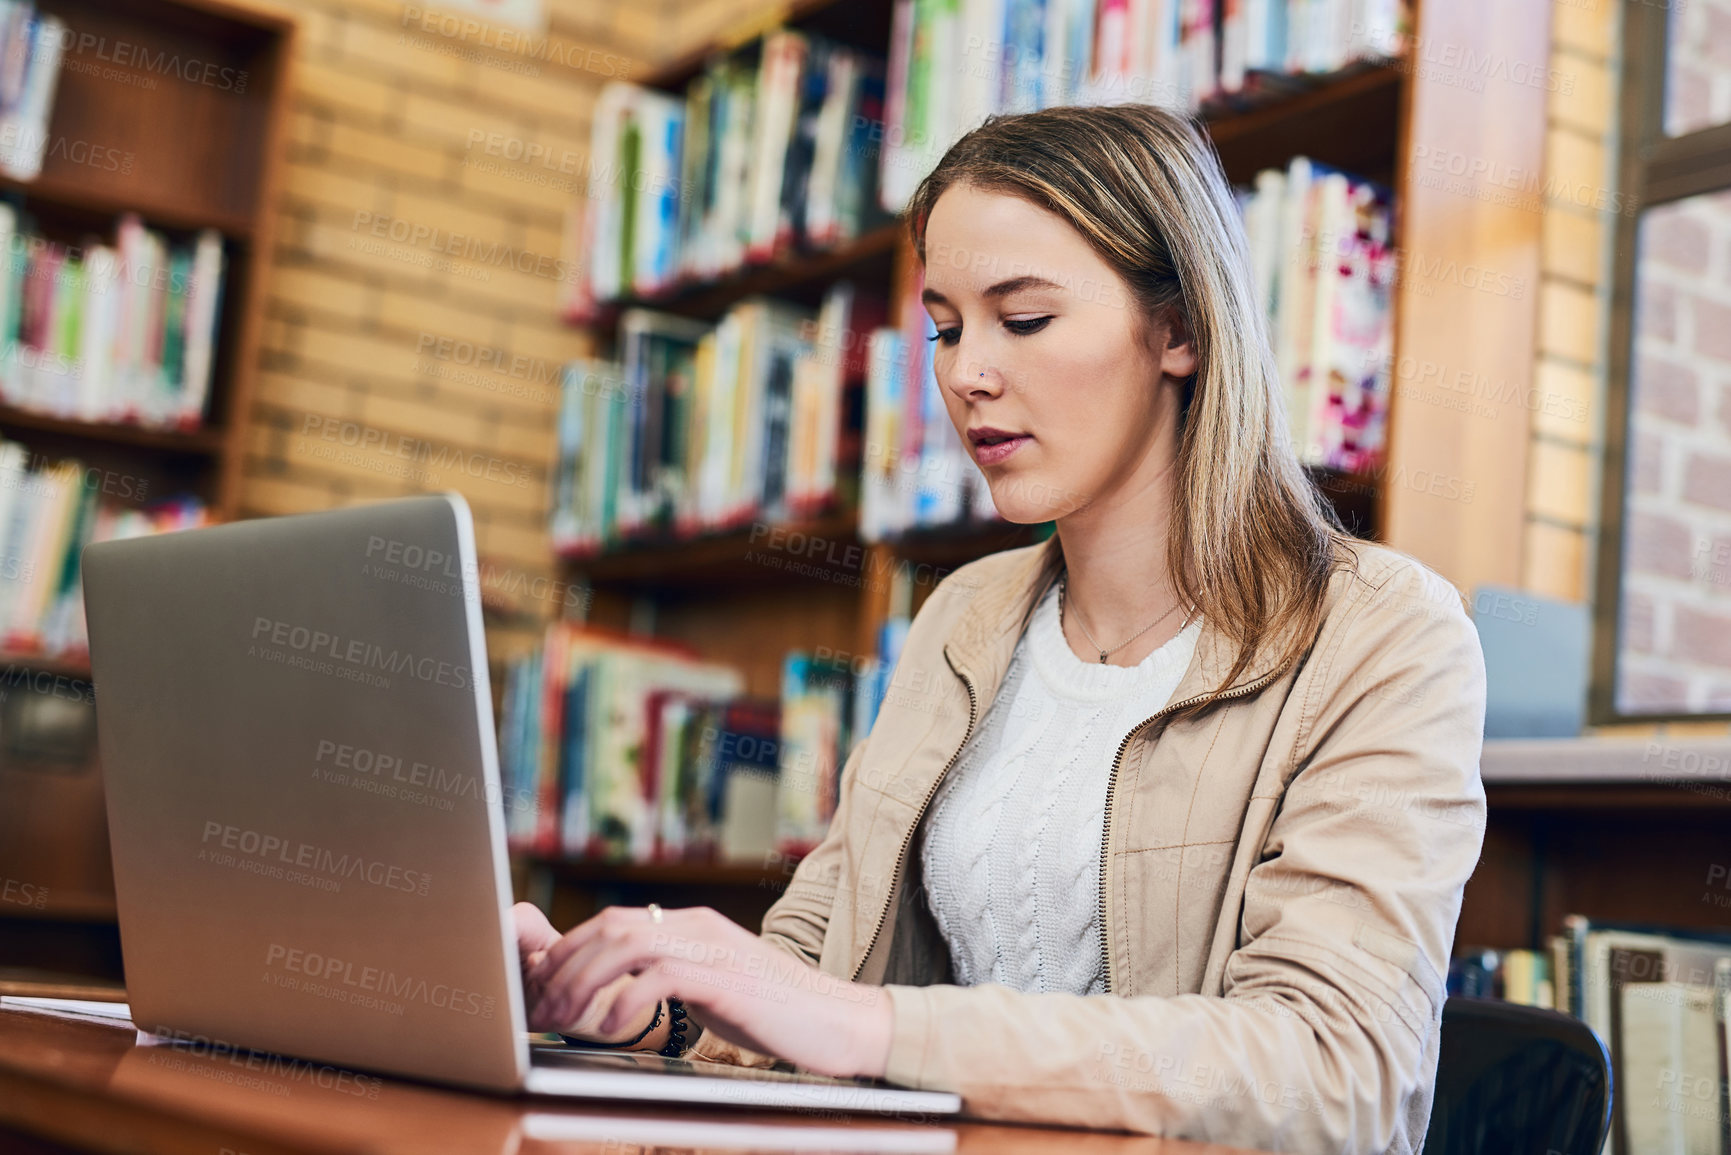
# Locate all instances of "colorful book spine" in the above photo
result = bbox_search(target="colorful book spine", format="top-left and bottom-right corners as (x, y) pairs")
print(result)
(0, 439), (205, 659)
(0, 213), (225, 428)
(552, 286), (877, 555)
(1239, 155), (1395, 473)
(498, 623), (746, 861)
(566, 31), (893, 317)
(878, 0), (1409, 211)
(856, 264), (1000, 542)
(0, 5), (64, 182)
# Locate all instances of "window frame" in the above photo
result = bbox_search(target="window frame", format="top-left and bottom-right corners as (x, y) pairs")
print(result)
(1591, 0), (1731, 723)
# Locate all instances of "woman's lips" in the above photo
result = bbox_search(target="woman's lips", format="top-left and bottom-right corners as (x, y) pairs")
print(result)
(972, 434), (1030, 465)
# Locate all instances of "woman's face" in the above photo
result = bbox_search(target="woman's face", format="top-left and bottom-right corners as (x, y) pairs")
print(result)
(920, 182), (1196, 525)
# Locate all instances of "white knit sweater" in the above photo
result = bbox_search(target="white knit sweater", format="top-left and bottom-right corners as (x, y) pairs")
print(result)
(918, 580), (1201, 995)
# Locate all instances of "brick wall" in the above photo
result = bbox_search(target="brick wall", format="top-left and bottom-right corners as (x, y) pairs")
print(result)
(1522, 0), (1615, 606)
(242, 0), (679, 665)
(1618, 187), (1731, 711)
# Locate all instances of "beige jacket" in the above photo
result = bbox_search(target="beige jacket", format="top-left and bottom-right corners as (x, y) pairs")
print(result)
(689, 536), (1488, 1154)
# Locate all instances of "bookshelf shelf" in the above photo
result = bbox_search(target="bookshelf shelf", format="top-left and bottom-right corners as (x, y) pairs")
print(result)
(0, 894), (117, 922)
(0, 652), (91, 680)
(0, 174), (256, 239)
(563, 512), (1052, 592)
(1205, 63), (1405, 182)
(529, 854), (797, 890)
(562, 510), (858, 588)
(1484, 783), (1731, 811)
(0, 405), (226, 456)
(635, 0), (895, 93)
(883, 520), (1041, 568)
(563, 461), (1372, 589)
(579, 221), (902, 327)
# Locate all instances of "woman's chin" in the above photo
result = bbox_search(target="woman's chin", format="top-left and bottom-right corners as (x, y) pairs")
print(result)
(986, 487), (1076, 526)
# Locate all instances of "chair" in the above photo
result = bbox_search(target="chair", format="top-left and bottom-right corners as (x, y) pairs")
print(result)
(1421, 996), (1612, 1155)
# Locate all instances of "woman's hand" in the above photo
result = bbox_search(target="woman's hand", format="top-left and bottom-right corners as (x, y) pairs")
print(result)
(514, 902), (662, 1045)
(524, 903), (894, 1079)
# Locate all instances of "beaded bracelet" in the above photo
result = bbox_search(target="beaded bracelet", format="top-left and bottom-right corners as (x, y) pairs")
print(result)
(657, 996), (689, 1058)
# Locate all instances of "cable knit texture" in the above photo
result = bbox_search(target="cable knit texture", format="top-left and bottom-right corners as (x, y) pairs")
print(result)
(919, 581), (1200, 995)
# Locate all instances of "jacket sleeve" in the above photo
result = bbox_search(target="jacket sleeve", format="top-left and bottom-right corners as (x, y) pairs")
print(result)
(684, 734), (873, 1067)
(875, 560), (1488, 1152)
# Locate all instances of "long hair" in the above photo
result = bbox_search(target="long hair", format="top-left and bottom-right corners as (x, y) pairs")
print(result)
(904, 103), (1352, 701)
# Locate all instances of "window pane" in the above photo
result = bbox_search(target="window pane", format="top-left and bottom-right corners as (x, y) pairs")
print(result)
(1665, 0), (1731, 137)
(1616, 189), (1731, 714)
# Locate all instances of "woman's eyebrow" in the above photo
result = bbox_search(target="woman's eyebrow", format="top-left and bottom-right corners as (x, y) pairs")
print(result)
(921, 274), (1066, 307)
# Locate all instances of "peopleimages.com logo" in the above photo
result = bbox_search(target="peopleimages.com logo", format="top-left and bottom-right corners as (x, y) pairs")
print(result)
(200, 821), (432, 896)
(264, 943), (496, 1019)
(248, 617), (471, 690)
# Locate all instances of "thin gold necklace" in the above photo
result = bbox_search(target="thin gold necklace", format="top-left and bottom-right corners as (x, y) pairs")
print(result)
(1059, 576), (1186, 665)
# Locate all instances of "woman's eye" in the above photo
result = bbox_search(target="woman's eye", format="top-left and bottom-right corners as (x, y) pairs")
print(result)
(926, 317), (1050, 345)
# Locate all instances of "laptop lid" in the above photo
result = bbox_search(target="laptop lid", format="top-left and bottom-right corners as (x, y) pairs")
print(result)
(82, 494), (527, 1092)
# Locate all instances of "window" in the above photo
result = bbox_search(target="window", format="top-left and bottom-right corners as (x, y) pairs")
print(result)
(1596, 0), (1731, 718)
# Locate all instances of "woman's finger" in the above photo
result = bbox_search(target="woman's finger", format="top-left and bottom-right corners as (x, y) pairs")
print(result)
(512, 902), (560, 956)
(538, 971), (634, 1037)
(538, 927), (667, 1029)
(595, 962), (675, 1038)
(531, 904), (674, 983)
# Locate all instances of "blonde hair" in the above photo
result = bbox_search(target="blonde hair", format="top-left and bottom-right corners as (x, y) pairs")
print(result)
(905, 103), (1352, 702)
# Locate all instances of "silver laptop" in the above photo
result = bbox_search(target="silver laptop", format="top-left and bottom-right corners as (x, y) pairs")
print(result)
(80, 493), (959, 1116)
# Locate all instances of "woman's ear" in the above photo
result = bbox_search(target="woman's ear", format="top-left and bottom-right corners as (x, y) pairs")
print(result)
(1160, 308), (1199, 381)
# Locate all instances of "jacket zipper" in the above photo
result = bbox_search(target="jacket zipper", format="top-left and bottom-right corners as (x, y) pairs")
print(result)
(850, 665), (979, 983)
(1096, 671), (1282, 994)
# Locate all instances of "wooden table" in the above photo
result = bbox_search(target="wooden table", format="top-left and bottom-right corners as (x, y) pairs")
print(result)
(0, 1003), (1266, 1155)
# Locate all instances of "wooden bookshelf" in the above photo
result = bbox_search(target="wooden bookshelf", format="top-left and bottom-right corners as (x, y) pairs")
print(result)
(587, 220), (902, 325)
(530, 854), (793, 889)
(0, 0), (294, 525)
(535, 0), (1554, 938)
(0, 652), (91, 680)
(0, 0), (295, 983)
(559, 510), (858, 587)
(0, 173), (256, 237)
(562, 26), (1420, 641)
(524, 852), (800, 933)
(0, 404), (227, 454)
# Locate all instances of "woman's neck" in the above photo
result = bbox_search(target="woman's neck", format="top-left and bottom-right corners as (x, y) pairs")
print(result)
(1052, 447), (1187, 668)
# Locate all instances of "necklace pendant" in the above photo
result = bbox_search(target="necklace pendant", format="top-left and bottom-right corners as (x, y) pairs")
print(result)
(1099, 652), (1109, 664)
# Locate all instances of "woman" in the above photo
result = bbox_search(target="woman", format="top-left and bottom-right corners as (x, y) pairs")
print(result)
(516, 102), (1487, 1153)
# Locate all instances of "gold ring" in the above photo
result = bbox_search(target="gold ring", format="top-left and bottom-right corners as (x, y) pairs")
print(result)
(646, 903), (663, 924)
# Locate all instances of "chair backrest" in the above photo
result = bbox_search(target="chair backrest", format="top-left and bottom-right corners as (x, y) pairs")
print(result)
(1422, 996), (1613, 1155)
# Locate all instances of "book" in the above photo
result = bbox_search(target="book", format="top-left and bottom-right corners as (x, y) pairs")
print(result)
(0, 5), (63, 182)
(552, 288), (876, 555)
(1716, 958), (1731, 1155)
(878, 0), (1406, 196)
(775, 651), (855, 855)
(0, 213), (226, 428)
(1551, 916), (1731, 1155)
(856, 265), (1001, 542)
(694, 697), (781, 861)
(1239, 155), (1395, 472)
(498, 623), (745, 861)
(565, 35), (892, 317)
(0, 441), (204, 660)
(1619, 981), (1721, 1155)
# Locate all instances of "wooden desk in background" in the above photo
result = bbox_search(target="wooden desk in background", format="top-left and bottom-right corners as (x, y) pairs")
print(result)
(0, 1005), (1266, 1155)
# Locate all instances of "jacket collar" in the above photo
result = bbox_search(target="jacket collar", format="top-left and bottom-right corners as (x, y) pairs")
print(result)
(940, 533), (1307, 713)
